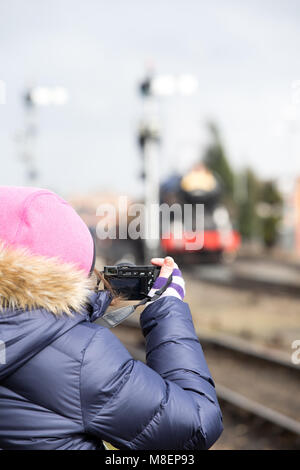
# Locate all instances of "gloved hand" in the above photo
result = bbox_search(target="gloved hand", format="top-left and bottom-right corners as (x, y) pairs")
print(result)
(147, 256), (185, 302)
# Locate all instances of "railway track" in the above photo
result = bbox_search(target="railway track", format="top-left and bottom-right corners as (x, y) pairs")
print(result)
(110, 318), (300, 449)
(186, 264), (300, 298)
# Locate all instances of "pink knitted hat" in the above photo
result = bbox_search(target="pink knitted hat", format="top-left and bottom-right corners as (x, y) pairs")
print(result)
(0, 186), (94, 275)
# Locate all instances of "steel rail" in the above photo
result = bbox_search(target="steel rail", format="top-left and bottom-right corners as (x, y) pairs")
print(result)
(117, 319), (300, 436)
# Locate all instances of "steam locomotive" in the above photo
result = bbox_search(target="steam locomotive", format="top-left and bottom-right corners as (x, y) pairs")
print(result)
(159, 164), (240, 263)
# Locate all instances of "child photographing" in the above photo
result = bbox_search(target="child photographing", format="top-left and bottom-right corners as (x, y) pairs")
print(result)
(0, 186), (222, 450)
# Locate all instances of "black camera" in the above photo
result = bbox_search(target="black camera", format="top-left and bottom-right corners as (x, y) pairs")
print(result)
(103, 264), (160, 300)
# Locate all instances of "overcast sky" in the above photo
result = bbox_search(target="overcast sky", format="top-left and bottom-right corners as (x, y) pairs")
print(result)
(1, 0), (300, 197)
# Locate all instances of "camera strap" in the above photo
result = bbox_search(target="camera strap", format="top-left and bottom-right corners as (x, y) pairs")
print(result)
(97, 274), (173, 328)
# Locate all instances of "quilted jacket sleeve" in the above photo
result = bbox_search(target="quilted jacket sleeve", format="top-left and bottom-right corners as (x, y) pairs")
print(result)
(80, 297), (223, 450)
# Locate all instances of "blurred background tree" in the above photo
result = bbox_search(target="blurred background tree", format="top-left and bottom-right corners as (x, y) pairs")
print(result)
(236, 168), (261, 241)
(257, 181), (283, 248)
(200, 122), (283, 249)
(203, 122), (234, 202)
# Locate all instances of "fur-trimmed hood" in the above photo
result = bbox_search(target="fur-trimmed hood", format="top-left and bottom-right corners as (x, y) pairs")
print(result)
(0, 243), (112, 381)
(0, 243), (94, 316)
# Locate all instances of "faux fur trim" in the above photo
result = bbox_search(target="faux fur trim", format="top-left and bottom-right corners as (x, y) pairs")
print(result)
(0, 243), (94, 316)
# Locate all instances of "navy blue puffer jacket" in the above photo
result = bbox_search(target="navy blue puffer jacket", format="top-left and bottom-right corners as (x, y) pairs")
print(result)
(0, 291), (223, 450)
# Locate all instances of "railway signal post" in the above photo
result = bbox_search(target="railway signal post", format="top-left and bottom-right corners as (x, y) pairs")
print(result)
(138, 74), (161, 262)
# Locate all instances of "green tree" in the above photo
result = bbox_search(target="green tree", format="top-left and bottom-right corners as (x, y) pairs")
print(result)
(236, 169), (261, 240)
(203, 122), (234, 199)
(201, 122), (283, 248)
(258, 181), (283, 248)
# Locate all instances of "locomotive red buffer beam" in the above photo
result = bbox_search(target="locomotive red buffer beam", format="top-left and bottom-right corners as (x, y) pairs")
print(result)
(161, 230), (241, 254)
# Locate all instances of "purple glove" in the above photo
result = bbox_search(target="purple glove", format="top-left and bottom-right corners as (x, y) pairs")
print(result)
(147, 258), (185, 303)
